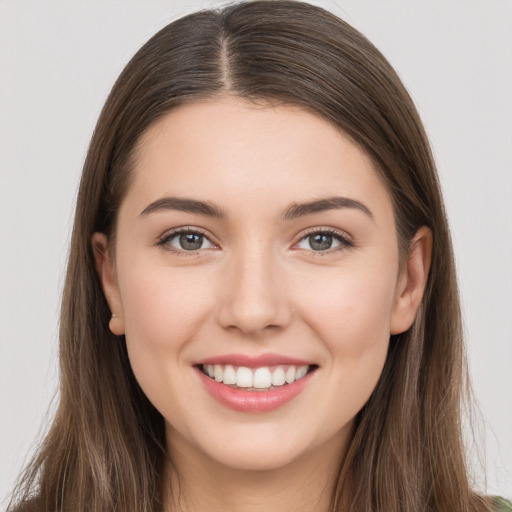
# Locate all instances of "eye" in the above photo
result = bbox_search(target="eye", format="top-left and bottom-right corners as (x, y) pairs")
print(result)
(158, 229), (216, 253)
(295, 229), (352, 252)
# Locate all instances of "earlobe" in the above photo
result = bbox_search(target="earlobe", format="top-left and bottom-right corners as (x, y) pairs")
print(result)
(91, 233), (125, 335)
(390, 226), (432, 335)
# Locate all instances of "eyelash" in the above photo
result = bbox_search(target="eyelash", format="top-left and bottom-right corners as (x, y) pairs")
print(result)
(297, 227), (354, 256)
(156, 227), (354, 256)
(157, 227), (214, 256)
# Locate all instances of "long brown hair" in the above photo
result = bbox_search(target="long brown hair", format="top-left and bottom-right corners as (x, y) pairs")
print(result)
(9, 1), (494, 511)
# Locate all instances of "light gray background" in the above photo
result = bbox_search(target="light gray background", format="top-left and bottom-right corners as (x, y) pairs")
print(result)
(1, 0), (511, 505)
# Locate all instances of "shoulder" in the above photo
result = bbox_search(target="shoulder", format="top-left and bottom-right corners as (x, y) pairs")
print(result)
(494, 496), (512, 511)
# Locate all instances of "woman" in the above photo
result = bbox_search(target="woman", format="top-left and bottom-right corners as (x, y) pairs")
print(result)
(7, 1), (511, 511)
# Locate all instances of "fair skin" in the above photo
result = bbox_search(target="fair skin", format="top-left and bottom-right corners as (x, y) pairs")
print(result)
(93, 97), (431, 512)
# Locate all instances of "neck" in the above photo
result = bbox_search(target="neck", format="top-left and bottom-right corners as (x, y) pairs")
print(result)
(162, 427), (351, 512)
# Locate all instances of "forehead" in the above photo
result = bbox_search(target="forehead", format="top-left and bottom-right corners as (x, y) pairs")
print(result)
(123, 97), (392, 220)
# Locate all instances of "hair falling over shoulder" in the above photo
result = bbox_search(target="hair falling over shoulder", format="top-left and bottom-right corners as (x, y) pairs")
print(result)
(8, 1), (497, 511)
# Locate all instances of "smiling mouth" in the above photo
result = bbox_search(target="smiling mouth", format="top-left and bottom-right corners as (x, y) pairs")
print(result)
(198, 363), (317, 391)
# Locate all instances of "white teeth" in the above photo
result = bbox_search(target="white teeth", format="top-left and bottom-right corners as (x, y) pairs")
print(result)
(214, 364), (223, 382)
(253, 367), (272, 388)
(285, 366), (296, 384)
(296, 365), (308, 380)
(223, 364), (236, 385)
(271, 367), (286, 386)
(201, 363), (313, 389)
(236, 366), (253, 388)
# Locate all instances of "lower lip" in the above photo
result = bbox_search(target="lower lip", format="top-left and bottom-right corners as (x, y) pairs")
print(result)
(195, 367), (315, 413)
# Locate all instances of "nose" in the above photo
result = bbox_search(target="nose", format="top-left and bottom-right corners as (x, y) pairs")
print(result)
(215, 245), (292, 337)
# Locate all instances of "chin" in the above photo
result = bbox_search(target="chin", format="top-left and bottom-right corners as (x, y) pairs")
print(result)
(168, 417), (348, 474)
(200, 438), (311, 472)
(167, 418), (307, 470)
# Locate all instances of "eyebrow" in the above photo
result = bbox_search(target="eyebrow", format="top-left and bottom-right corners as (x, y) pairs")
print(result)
(139, 195), (373, 221)
(140, 197), (227, 218)
(281, 196), (373, 221)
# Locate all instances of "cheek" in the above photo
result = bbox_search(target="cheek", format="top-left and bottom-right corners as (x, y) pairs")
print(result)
(292, 264), (396, 430)
(294, 259), (397, 366)
(120, 263), (213, 345)
(303, 269), (396, 342)
(117, 260), (216, 396)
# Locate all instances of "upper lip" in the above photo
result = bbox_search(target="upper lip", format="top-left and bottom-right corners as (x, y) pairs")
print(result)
(193, 353), (315, 368)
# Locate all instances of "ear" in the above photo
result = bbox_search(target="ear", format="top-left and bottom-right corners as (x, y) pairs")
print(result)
(390, 226), (432, 335)
(91, 233), (125, 335)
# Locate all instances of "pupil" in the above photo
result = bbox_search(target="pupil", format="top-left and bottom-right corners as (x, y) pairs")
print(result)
(310, 233), (332, 251)
(179, 233), (203, 250)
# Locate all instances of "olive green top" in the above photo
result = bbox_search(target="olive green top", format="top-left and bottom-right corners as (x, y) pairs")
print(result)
(495, 496), (512, 511)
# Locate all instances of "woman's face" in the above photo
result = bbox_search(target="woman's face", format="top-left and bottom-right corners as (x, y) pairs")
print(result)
(94, 97), (427, 473)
